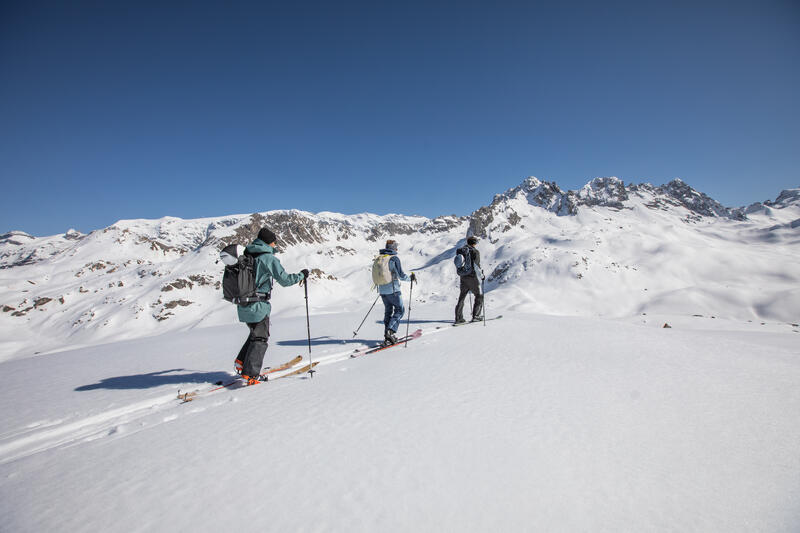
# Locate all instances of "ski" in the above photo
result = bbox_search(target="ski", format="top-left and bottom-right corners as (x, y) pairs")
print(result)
(350, 329), (423, 358)
(452, 315), (503, 327)
(261, 355), (303, 376)
(273, 361), (319, 379)
(177, 355), (304, 402)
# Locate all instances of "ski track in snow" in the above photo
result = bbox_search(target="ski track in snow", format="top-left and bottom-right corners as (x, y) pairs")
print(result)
(0, 394), (177, 464)
(0, 321), (456, 465)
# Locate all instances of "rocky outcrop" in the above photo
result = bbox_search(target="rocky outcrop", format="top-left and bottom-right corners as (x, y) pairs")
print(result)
(570, 177), (629, 210)
(633, 179), (735, 219)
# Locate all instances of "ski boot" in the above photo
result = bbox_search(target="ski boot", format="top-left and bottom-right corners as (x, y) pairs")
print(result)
(242, 374), (268, 386)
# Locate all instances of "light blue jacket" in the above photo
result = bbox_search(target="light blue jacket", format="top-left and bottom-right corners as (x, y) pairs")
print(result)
(237, 239), (303, 323)
(376, 248), (410, 295)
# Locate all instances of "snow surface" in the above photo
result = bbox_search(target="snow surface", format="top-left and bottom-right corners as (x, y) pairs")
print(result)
(1, 304), (799, 532)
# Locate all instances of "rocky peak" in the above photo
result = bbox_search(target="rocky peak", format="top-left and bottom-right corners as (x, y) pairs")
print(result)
(659, 179), (731, 217)
(570, 177), (629, 210)
(767, 188), (800, 208)
(64, 229), (84, 241)
(629, 179), (739, 219)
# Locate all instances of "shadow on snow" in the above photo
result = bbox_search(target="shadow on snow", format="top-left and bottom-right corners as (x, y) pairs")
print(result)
(76, 369), (232, 391)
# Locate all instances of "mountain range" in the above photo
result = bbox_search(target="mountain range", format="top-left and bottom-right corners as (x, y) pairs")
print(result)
(1, 176), (798, 360)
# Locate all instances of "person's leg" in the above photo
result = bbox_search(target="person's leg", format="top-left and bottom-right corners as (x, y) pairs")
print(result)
(381, 294), (393, 330)
(387, 292), (405, 333)
(455, 279), (470, 322)
(241, 316), (270, 378)
(234, 328), (251, 373)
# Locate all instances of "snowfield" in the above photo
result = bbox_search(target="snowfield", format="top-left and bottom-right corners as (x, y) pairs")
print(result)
(1, 177), (799, 531)
(1, 306), (799, 532)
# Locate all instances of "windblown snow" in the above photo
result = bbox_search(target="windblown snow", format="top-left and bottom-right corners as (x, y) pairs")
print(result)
(1, 177), (799, 532)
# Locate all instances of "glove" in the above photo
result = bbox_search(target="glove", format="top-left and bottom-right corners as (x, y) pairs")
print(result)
(300, 269), (310, 280)
(410, 273), (417, 283)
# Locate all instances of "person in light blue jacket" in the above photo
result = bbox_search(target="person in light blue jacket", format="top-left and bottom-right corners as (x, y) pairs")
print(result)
(376, 239), (416, 345)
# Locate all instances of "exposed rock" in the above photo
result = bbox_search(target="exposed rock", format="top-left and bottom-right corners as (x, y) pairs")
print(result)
(137, 236), (186, 255)
(309, 268), (337, 281)
(632, 180), (737, 219)
(64, 229), (84, 241)
(226, 212), (343, 248)
(468, 205), (495, 239)
(318, 246), (357, 257)
(487, 261), (513, 283)
(162, 279), (193, 292)
(767, 188), (800, 208)
(570, 177), (629, 210)
(33, 297), (52, 309)
(365, 221), (420, 242)
(163, 300), (193, 310)
(420, 215), (465, 234)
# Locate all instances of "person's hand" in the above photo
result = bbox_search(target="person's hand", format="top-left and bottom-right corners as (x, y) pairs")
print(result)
(300, 268), (310, 280)
(410, 272), (417, 283)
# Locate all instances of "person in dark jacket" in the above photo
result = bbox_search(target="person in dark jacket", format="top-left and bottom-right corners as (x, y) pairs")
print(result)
(455, 236), (484, 323)
(234, 227), (308, 385)
(375, 239), (416, 345)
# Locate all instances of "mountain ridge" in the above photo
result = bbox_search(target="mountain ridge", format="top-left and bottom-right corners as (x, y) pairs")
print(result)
(1, 177), (798, 360)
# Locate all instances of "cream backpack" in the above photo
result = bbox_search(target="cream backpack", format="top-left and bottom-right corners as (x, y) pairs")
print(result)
(371, 254), (393, 286)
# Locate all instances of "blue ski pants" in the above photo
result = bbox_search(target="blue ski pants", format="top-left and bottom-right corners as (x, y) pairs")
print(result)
(381, 292), (405, 333)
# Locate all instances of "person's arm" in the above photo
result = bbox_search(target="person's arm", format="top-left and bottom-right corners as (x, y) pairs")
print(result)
(390, 256), (410, 282)
(268, 257), (304, 287)
(472, 248), (484, 279)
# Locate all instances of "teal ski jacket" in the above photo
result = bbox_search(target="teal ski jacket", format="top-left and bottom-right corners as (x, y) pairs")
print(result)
(237, 239), (304, 323)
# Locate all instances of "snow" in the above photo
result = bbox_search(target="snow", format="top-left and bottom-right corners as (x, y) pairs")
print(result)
(1, 306), (799, 532)
(1, 178), (799, 530)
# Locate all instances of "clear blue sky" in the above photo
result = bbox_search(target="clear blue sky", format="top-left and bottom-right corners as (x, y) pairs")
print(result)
(1, 0), (798, 236)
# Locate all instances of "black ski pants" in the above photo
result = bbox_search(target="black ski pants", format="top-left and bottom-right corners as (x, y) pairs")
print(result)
(237, 316), (270, 378)
(455, 275), (483, 321)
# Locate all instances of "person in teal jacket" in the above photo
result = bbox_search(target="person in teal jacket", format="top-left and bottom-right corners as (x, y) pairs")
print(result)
(235, 227), (309, 384)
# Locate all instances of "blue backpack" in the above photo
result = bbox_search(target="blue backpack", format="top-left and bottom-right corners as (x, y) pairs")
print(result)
(454, 245), (474, 277)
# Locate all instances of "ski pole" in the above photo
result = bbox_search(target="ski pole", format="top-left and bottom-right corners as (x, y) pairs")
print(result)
(353, 295), (380, 337)
(303, 278), (315, 377)
(405, 275), (414, 348)
(482, 277), (486, 327)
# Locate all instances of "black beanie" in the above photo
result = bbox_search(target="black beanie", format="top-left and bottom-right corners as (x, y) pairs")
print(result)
(258, 227), (277, 244)
(467, 236), (479, 246)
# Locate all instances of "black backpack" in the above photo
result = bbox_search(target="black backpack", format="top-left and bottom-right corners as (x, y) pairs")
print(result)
(220, 244), (271, 305)
(454, 245), (474, 277)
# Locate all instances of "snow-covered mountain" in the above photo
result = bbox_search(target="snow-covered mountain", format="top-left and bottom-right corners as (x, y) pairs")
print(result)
(1, 177), (798, 360)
